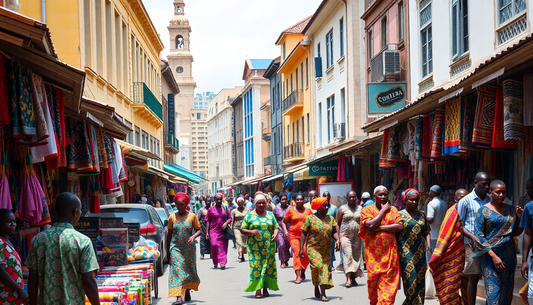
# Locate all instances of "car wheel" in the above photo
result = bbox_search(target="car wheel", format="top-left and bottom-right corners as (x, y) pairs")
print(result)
(156, 244), (164, 277)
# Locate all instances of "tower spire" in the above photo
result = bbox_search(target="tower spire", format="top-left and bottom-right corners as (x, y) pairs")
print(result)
(174, 0), (185, 16)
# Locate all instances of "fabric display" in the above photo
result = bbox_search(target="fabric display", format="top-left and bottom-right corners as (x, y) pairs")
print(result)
(459, 95), (476, 151)
(387, 125), (406, 162)
(430, 109), (445, 163)
(379, 129), (394, 169)
(502, 79), (524, 140)
(444, 98), (462, 155)
(414, 117), (423, 160)
(492, 86), (518, 150)
(472, 85), (497, 147)
(421, 115), (432, 159)
(93, 266), (154, 305)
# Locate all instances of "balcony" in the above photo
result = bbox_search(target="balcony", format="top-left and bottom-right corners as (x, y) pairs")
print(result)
(165, 133), (179, 154)
(262, 124), (271, 142)
(264, 155), (276, 166)
(284, 142), (304, 162)
(282, 90), (303, 116)
(132, 82), (163, 127)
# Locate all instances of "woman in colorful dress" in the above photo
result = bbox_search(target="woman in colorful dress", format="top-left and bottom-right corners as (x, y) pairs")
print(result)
(166, 193), (201, 304)
(240, 193), (279, 298)
(231, 197), (250, 262)
(300, 197), (339, 302)
(0, 209), (28, 305)
(283, 194), (313, 284)
(359, 185), (403, 305)
(206, 193), (232, 269)
(474, 180), (523, 305)
(272, 194), (291, 268)
(396, 188), (431, 305)
(336, 190), (363, 287)
(197, 198), (211, 260)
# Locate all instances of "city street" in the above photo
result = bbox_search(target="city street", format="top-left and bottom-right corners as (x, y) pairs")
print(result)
(154, 243), (445, 305)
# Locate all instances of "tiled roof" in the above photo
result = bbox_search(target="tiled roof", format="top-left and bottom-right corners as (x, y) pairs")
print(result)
(275, 15), (312, 44)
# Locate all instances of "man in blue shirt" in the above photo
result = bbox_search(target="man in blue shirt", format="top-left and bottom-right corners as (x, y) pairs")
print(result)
(457, 172), (491, 305)
(361, 192), (374, 207)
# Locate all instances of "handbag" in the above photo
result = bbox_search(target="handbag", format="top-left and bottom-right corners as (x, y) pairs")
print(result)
(223, 206), (235, 240)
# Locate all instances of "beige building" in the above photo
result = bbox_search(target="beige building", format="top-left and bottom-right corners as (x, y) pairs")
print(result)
(190, 109), (208, 177)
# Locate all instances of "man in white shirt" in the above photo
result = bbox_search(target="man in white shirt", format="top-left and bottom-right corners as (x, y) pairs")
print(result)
(426, 185), (447, 258)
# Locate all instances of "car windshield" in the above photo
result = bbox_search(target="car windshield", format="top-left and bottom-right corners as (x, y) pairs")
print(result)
(171, 204), (178, 212)
(89, 208), (150, 225)
(155, 209), (168, 223)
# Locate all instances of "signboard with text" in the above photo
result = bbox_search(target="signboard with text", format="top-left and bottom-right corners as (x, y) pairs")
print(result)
(309, 160), (338, 176)
(168, 94), (175, 136)
(367, 83), (407, 114)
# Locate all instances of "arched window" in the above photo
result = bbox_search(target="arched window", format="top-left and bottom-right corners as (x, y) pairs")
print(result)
(175, 35), (184, 49)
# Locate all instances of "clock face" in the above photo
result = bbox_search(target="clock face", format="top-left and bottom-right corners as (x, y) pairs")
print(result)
(176, 67), (184, 74)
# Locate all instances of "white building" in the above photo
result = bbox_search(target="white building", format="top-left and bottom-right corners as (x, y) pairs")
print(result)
(207, 87), (243, 193)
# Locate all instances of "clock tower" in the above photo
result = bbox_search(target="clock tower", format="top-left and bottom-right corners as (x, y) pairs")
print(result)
(168, 0), (196, 170)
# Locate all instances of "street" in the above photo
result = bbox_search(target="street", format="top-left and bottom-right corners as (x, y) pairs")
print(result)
(153, 243), (444, 305)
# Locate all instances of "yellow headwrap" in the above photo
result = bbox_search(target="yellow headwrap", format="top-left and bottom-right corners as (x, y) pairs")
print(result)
(311, 197), (328, 210)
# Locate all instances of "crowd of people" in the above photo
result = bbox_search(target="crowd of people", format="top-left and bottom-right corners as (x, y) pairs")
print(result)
(0, 170), (532, 304)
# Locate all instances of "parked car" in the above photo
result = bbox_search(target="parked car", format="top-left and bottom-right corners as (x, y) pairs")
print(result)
(164, 203), (174, 216)
(155, 207), (170, 225)
(88, 204), (167, 276)
(170, 203), (178, 212)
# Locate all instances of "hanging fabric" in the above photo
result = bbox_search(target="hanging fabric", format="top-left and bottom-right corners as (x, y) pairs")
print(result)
(0, 53), (10, 126)
(379, 129), (394, 169)
(492, 86), (518, 150)
(444, 98), (461, 155)
(7, 60), (36, 138)
(472, 85), (498, 147)
(502, 79), (524, 140)
(430, 109), (445, 163)
(66, 118), (94, 173)
(387, 125), (406, 162)
(406, 120), (416, 164)
(414, 117), (423, 160)
(19, 74), (49, 145)
(459, 95), (477, 150)
(422, 115), (432, 159)
(18, 154), (45, 225)
(0, 135), (11, 210)
(337, 155), (347, 182)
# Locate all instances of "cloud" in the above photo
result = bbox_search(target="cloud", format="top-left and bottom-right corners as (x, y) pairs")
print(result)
(143, 0), (322, 94)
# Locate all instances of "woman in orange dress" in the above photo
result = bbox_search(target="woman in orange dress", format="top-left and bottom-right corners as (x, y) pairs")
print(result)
(359, 186), (403, 305)
(282, 194), (312, 284)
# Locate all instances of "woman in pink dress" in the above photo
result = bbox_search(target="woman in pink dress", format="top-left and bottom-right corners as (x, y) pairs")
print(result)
(206, 193), (232, 269)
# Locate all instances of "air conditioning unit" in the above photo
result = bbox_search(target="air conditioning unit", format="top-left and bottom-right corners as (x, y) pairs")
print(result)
(334, 123), (346, 140)
(383, 50), (401, 76)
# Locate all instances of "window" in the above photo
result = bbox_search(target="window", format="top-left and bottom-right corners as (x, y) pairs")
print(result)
(292, 122), (295, 144)
(125, 120), (133, 144)
(301, 116), (305, 144)
(283, 41), (286, 60)
(499, 0), (526, 25)
(141, 130), (148, 149)
(305, 58), (309, 87)
(327, 95), (335, 143)
(452, 0), (469, 59)
(175, 35), (184, 49)
(367, 30), (374, 60)
(287, 125), (290, 144)
(135, 126), (140, 146)
(326, 30), (334, 68)
(381, 16), (388, 50)
(420, 0), (433, 77)
(307, 113), (310, 143)
(340, 18), (344, 57)
(300, 63), (304, 89)
(296, 120), (300, 142)
(295, 68), (299, 91)
(398, 2), (405, 41)
(197, 113), (201, 120)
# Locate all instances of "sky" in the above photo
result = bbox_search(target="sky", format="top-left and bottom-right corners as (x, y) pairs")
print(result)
(143, 0), (323, 94)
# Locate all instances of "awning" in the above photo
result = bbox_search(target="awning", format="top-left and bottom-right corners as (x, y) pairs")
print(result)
(241, 175), (268, 186)
(116, 139), (162, 161)
(283, 164), (308, 175)
(329, 135), (382, 157)
(136, 164), (169, 180)
(218, 186), (230, 191)
(171, 163), (207, 181)
(262, 174), (283, 182)
(78, 97), (132, 140)
(163, 164), (201, 184)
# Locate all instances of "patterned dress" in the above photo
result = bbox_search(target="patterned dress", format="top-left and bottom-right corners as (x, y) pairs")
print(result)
(272, 205), (291, 262)
(197, 207), (211, 255)
(206, 206), (231, 266)
(25, 223), (99, 305)
(359, 205), (402, 305)
(168, 213), (201, 298)
(301, 215), (336, 289)
(284, 207), (313, 271)
(0, 238), (23, 305)
(232, 208), (250, 254)
(241, 212), (279, 292)
(397, 210), (431, 305)
(474, 205), (518, 305)
(338, 204), (363, 277)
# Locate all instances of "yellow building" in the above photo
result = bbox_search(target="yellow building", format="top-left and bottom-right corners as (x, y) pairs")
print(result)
(18, 0), (165, 167)
(275, 16), (314, 165)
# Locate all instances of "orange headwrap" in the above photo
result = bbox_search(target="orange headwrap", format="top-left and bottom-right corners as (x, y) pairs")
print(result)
(311, 197), (328, 210)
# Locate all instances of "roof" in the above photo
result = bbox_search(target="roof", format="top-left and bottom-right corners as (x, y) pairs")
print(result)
(249, 59), (272, 70)
(302, 0), (332, 35)
(263, 57), (281, 79)
(161, 60), (180, 94)
(275, 15), (313, 45)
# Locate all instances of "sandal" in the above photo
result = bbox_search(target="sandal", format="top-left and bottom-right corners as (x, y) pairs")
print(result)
(221, 265), (226, 270)
(295, 277), (302, 284)
(255, 291), (262, 298)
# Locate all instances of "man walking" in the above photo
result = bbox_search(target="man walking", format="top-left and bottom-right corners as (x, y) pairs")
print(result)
(426, 185), (448, 257)
(27, 192), (100, 305)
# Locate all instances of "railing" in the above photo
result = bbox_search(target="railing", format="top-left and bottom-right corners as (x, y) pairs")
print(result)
(166, 133), (179, 150)
(284, 142), (304, 160)
(282, 90), (303, 113)
(262, 125), (271, 141)
(132, 82), (163, 119)
(264, 155), (276, 166)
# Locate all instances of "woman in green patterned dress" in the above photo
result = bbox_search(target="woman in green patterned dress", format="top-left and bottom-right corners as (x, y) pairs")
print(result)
(240, 192), (280, 298)
(300, 197), (340, 302)
(396, 188), (430, 305)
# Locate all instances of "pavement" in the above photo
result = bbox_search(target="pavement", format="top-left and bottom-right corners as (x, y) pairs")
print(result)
(152, 243), (452, 305)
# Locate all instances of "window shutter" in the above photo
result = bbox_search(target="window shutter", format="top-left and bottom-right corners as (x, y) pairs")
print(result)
(314, 57), (323, 78)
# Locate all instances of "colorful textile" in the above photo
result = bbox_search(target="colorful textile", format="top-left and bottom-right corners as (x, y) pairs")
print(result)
(67, 118), (94, 172)
(502, 79), (524, 140)
(272, 206), (291, 262)
(387, 126), (405, 162)
(197, 207), (211, 255)
(302, 215), (336, 289)
(25, 223), (99, 305)
(359, 205), (402, 305)
(430, 109), (445, 163)
(444, 98), (461, 155)
(0, 53), (9, 126)
(492, 86), (518, 150)
(415, 117), (423, 159)
(241, 212), (279, 292)
(205, 206), (231, 266)
(429, 204), (465, 305)
(379, 129), (394, 169)
(422, 115), (433, 159)
(460, 95), (477, 150)
(232, 207), (250, 254)
(23, 74), (48, 145)
(397, 210), (430, 305)
(0, 238), (23, 305)
(401, 188), (419, 202)
(311, 197), (328, 210)
(338, 205), (363, 277)
(337, 155), (347, 182)
(472, 85), (497, 147)
(284, 207), (312, 271)
(167, 213), (201, 298)
(474, 205), (518, 305)
(407, 120), (417, 164)
(7, 60), (36, 138)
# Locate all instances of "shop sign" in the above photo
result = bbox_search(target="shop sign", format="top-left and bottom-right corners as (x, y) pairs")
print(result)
(368, 83), (407, 114)
(74, 217), (99, 241)
(168, 94), (175, 136)
(309, 160), (338, 176)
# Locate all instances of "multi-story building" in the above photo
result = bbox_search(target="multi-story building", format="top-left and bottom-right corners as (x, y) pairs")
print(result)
(231, 94), (244, 182)
(263, 57), (284, 176)
(161, 60), (180, 166)
(275, 17), (314, 166)
(19, 0), (166, 165)
(191, 109), (208, 177)
(207, 87), (243, 193)
(260, 98), (272, 176)
(195, 91), (215, 110)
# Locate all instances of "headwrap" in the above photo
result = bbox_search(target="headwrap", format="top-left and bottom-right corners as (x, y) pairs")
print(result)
(255, 193), (267, 203)
(401, 188), (420, 202)
(311, 197), (328, 210)
(174, 192), (190, 205)
(236, 197), (245, 203)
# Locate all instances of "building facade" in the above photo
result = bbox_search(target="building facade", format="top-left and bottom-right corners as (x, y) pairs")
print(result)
(263, 57), (284, 176)
(195, 91), (215, 110)
(207, 87), (242, 193)
(231, 95), (244, 181)
(161, 60), (180, 166)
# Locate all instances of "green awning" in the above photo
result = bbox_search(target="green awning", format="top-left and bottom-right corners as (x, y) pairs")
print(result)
(163, 165), (201, 184)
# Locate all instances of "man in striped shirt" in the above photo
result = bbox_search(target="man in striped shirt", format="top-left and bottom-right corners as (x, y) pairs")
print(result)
(457, 172), (491, 305)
